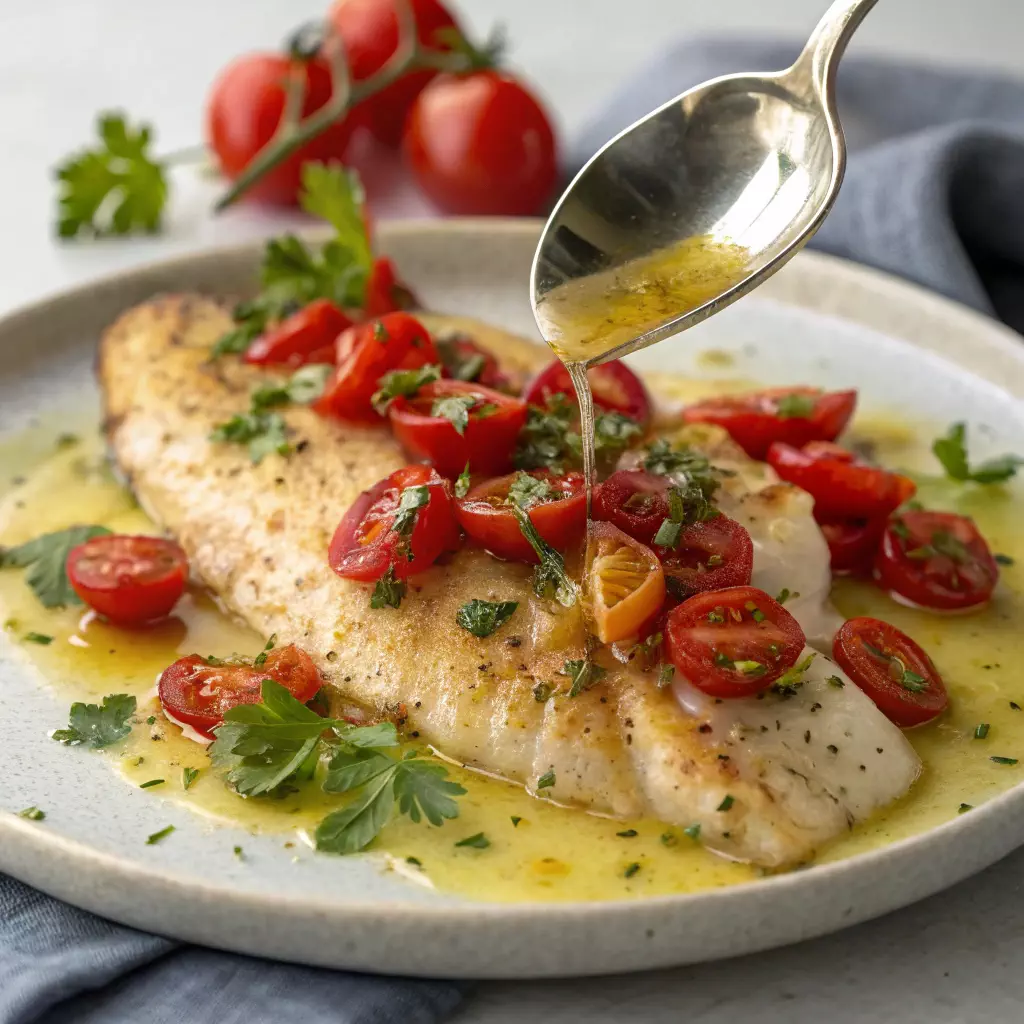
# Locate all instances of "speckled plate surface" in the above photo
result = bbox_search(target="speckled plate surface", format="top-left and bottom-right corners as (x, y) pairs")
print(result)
(1, 220), (1023, 980)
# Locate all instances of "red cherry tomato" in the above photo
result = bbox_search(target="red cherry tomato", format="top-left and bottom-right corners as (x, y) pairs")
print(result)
(682, 388), (857, 460)
(436, 334), (514, 392)
(832, 617), (948, 727)
(524, 359), (652, 426)
(388, 380), (527, 478)
(403, 70), (558, 216)
(329, 0), (461, 148)
(206, 54), (355, 205)
(657, 516), (754, 599)
(818, 517), (887, 576)
(158, 645), (322, 739)
(66, 535), (188, 626)
(314, 312), (439, 422)
(767, 441), (916, 520)
(666, 586), (806, 698)
(243, 300), (352, 368)
(455, 471), (585, 563)
(364, 258), (416, 318)
(592, 470), (670, 545)
(329, 465), (459, 582)
(874, 510), (999, 610)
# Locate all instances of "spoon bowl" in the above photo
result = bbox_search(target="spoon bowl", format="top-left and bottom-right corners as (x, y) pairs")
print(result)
(531, 0), (878, 366)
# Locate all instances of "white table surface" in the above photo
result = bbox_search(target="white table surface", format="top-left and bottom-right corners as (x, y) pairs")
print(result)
(5, 0), (1024, 1020)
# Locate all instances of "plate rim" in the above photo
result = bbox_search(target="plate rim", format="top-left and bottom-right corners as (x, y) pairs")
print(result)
(2, 218), (1023, 978)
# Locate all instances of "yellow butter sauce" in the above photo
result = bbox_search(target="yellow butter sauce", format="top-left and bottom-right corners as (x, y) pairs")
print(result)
(1, 402), (1023, 903)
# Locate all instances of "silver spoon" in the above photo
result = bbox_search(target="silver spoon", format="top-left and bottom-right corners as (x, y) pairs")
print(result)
(531, 0), (877, 365)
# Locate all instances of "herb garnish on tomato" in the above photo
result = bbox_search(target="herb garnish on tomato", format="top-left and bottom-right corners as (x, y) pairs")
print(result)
(932, 422), (1024, 484)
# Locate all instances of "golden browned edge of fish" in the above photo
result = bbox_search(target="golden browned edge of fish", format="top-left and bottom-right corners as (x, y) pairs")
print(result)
(98, 294), (860, 868)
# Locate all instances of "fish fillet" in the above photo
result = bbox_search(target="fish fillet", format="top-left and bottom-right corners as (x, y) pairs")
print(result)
(99, 294), (921, 868)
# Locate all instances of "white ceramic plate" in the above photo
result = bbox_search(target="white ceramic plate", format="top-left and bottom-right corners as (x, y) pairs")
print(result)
(2, 220), (1024, 980)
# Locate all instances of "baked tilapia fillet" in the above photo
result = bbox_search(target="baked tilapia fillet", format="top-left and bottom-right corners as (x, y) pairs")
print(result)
(99, 295), (921, 869)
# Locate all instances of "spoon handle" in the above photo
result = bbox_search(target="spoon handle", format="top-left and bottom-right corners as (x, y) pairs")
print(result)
(787, 0), (878, 98)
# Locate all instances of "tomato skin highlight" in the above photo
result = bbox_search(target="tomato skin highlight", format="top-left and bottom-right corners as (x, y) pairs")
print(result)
(524, 359), (652, 427)
(682, 388), (857, 460)
(158, 645), (323, 739)
(666, 586), (806, 698)
(456, 471), (585, 563)
(388, 380), (527, 478)
(767, 441), (916, 520)
(244, 299), (352, 368)
(329, 0), (461, 147)
(329, 465), (459, 582)
(656, 516), (754, 598)
(206, 54), (355, 205)
(403, 70), (558, 216)
(832, 617), (948, 727)
(314, 312), (439, 422)
(818, 517), (886, 576)
(66, 535), (188, 626)
(874, 510), (999, 611)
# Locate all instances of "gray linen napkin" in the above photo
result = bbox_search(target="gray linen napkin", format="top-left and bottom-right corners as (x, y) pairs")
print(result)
(572, 39), (1024, 333)
(0, 874), (463, 1023)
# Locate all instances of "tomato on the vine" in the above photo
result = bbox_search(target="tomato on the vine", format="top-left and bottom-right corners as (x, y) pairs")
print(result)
(403, 70), (558, 216)
(456, 470), (585, 563)
(388, 380), (527, 477)
(329, 465), (459, 582)
(206, 54), (355, 205)
(524, 359), (652, 427)
(244, 299), (352, 367)
(159, 645), (322, 739)
(329, 0), (462, 147)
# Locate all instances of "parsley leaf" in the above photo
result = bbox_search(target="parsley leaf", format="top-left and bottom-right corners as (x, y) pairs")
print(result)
(591, 412), (643, 454)
(456, 599), (518, 638)
(371, 364), (441, 413)
(52, 693), (136, 748)
(391, 486), (430, 540)
(209, 412), (290, 464)
(507, 471), (554, 509)
(55, 113), (167, 238)
(371, 567), (407, 609)
(431, 394), (478, 436)
(775, 392), (817, 419)
(514, 396), (578, 473)
(0, 525), (111, 608)
(455, 832), (490, 849)
(561, 659), (607, 697)
(509, 502), (577, 606)
(300, 162), (373, 280)
(251, 364), (333, 412)
(933, 422), (1024, 484)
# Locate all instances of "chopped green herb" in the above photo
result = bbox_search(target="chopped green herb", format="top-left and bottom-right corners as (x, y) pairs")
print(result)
(18, 806), (45, 821)
(509, 502), (576, 606)
(253, 634), (277, 669)
(373, 321), (390, 343)
(511, 816), (522, 828)
(591, 412), (643, 455)
(776, 587), (799, 604)
(507, 471), (554, 509)
(775, 392), (817, 419)
(827, 675), (845, 689)
(932, 422), (1024, 484)
(623, 862), (641, 878)
(716, 794), (734, 812)
(616, 829), (638, 838)
(56, 432), (80, 449)
(209, 412), (290, 464)
(454, 832), (490, 849)
(537, 769), (556, 790)
(683, 823), (701, 840)
(146, 825), (175, 845)
(390, 485), (430, 540)
(652, 518), (683, 548)
(958, 803), (973, 813)
(732, 660), (766, 677)
(251, 363), (333, 413)
(771, 654), (816, 696)
(974, 723), (991, 740)
(561, 659), (607, 698)
(1011, 702), (1021, 711)
(139, 779), (164, 789)
(532, 681), (554, 703)
(182, 767), (200, 791)
(0, 525), (111, 608)
(146, 716), (156, 725)
(23, 632), (53, 645)
(431, 394), (478, 436)
(52, 693), (136, 748)
(658, 664), (675, 687)
(233, 845), (244, 858)
(456, 599), (518, 638)
(371, 364), (441, 413)
(660, 830), (677, 847)
(513, 397), (578, 474)
(454, 463), (472, 499)
(435, 335), (487, 381)
(370, 567), (407, 609)
(406, 855), (422, 866)
(990, 756), (1018, 765)
(995, 553), (1015, 566)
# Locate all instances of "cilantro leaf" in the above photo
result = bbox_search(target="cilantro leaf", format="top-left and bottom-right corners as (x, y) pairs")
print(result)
(55, 113), (167, 239)
(431, 394), (478, 436)
(933, 422), (1024, 484)
(371, 364), (441, 413)
(509, 502), (577, 606)
(209, 412), (290, 464)
(456, 599), (518, 638)
(561, 659), (607, 697)
(52, 693), (136, 748)
(371, 567), (407, 609)
(0, 525), (111, 608)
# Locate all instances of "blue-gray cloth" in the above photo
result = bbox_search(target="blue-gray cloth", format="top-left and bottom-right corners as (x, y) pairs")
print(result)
(573, 39), (1024, 333)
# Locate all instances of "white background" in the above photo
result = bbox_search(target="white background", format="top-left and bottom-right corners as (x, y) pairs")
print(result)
(3, 1), (1024, 1020)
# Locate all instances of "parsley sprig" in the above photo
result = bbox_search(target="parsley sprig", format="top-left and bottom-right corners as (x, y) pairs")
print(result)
(933, 422), (1024, 485)
(0, 525), (111, 608)
(456, 599), (518, 638)
(52, 693), (136, 748)
(509, 502), (577, 606)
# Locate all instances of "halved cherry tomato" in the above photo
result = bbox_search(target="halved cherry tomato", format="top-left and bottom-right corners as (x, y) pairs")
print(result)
(818, 517), (886, 575)
(874, 510), (998, 610)
(329, 0), (462, 148)
(832, 617), (948, 727)
(523, 359), (652, 427)
(456, 471), (585, 563)
(206, 54), (355, 206)
(364, 257), (416, 318)
(767, 441), (916, 520)
(66, 535), (188, 626)
(592, 470), (670, 545)
(666, 586), (806, 698)
(657, 516), (754, 598)
(329, 465), (459, 582)
(587, 522), (665, 644)
(314, 312), (438, 422)
(388, 380), (527, 478)
(436, 334), (514, 393)
(158, 645), (322, 739)
(244, 299), (352, 368)
(682, 388), (857, 460)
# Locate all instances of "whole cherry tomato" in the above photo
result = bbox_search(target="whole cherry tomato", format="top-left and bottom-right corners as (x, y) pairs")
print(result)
(403, 70), (558, 216)
(66, 535), (188, 626)
(159, 645), (322, 739)
(244, 300), (352, 368)
(524, 359), (652, 427)
(206, 53), (355, 205)
(329, 0), (462, 147)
